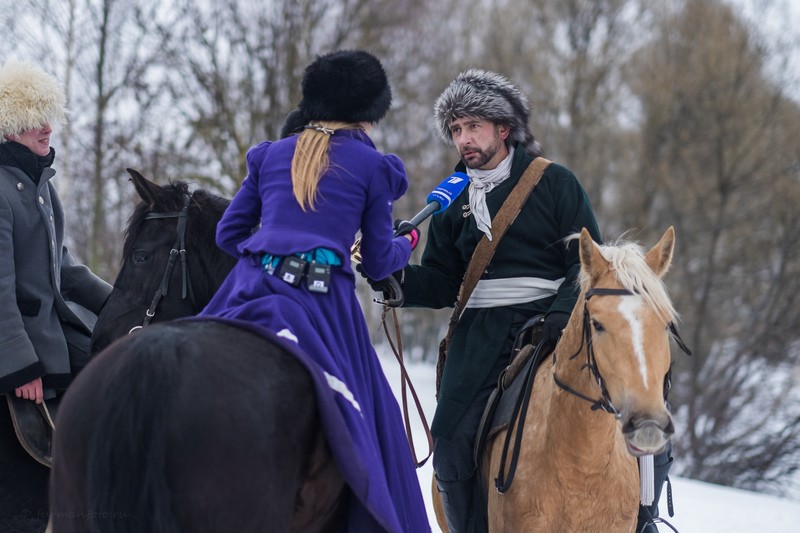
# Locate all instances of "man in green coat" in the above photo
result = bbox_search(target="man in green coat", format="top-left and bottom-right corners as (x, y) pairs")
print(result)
(398, 69), (670, 532)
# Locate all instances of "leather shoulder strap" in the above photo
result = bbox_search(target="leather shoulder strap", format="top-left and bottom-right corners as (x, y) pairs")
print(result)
(446, 157), (552, 331)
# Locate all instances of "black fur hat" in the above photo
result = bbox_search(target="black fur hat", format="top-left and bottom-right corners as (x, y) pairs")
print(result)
(297, 50), (392, 125)
(434, 69), (541, 156)
(280, 109), (308, 138)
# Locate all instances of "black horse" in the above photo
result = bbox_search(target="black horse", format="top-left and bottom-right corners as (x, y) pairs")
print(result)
(49, 170), (346, 532)
(89, 169), (235, 354)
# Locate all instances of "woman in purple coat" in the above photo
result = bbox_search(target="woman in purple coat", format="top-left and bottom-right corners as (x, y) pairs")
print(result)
(200, 50), (428, 532)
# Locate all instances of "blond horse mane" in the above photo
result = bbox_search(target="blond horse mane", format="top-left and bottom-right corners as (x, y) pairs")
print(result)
(578, 238), (678, 324)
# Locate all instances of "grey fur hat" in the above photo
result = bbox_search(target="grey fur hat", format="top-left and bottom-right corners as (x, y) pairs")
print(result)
(0, 61), (67, 141)
(434, 69), (541, 156)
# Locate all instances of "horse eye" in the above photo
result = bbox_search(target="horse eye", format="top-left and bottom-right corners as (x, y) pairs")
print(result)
(133, 251), (149, 264)
(591, 319), (605, 332)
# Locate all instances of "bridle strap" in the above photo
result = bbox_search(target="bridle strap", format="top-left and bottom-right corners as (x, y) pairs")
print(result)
(668, 322), (693, 356)
(553, 288), (633, 417)
(552, 371), (621, 416)
(553, 286), (692, 415)
(588, 289), (692, 356)
(585, 287), (634, 298)
(133, 194), (194, 331)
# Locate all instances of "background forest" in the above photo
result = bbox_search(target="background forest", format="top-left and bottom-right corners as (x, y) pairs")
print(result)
(4, 0), (800, 499)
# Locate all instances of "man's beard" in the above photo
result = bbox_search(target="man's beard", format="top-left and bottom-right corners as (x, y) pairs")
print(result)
(460, 134), (503, 169)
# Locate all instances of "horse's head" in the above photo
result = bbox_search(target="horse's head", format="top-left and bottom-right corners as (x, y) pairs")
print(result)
(90, 169), (235, 354)
(560, 226), (684, 456)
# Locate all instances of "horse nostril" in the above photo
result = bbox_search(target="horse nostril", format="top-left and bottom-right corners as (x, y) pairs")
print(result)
(622, 416), (673, 436)
(621, 418), (637, 434)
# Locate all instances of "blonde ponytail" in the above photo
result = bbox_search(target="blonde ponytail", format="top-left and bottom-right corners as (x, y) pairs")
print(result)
(291, 121), (363, 210)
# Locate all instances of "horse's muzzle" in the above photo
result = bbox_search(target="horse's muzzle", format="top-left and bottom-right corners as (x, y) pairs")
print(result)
(622, 417), (674, 456)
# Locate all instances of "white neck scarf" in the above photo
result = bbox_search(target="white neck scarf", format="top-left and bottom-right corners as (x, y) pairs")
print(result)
(466, 146), (515, 241)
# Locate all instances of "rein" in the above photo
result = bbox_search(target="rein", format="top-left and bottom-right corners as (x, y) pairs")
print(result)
(380, 306), (433, 468)
(553, 288), (693, 415)
(129, 193), (196, 333)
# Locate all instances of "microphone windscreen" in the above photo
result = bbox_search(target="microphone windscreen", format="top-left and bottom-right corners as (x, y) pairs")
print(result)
(425, 172), (469, 214)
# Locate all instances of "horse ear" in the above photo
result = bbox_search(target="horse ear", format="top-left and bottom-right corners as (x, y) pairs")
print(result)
(645, 226), (676, 278)
(127, 168), (163, 207)
(579, 227), (609, 283)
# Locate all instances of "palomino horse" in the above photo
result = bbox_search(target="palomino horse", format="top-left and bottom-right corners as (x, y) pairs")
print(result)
(435, 226), (684, 532)
(49, 170), (347, 532)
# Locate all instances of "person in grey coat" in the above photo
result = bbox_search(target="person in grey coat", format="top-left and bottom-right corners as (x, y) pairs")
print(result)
(0, 60), (111, 404)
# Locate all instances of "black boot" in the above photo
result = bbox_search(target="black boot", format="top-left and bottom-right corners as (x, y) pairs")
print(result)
(636, 446), (674, 532)
(436, 475), (478, 533)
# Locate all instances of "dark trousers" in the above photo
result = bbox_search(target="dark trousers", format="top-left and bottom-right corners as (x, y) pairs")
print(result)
(433, 382), (493, 533)
(433, 314), (527, 533)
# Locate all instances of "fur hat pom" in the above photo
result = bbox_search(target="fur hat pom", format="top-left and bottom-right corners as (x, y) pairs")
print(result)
(299, 50), (392, 125)
(434, 69), (541, 156)
(0, 61), (67, 141)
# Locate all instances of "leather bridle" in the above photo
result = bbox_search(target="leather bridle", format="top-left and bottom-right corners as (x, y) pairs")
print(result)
(494, 287), (693, 494)
(129, 193), (195, 333)
(553, 288), (693, 417)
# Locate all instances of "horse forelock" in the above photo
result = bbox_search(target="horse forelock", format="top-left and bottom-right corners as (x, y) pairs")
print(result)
(580, 240), (678, 323)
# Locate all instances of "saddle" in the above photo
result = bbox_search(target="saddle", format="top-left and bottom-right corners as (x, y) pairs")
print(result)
(4, 393), (58, 467)
(473, 315), (552, 475)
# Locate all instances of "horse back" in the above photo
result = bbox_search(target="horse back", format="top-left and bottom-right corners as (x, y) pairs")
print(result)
(51, 320), (343, 533)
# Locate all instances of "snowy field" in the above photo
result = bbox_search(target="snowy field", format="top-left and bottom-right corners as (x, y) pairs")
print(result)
(378, 351), (800, 532)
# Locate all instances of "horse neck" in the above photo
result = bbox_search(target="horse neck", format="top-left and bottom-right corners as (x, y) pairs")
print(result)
(186, 207), (235, 307)
(187, 246), (233, 309)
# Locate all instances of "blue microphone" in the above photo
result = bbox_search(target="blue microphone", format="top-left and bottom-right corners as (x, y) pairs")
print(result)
(407, 172), (469, 227)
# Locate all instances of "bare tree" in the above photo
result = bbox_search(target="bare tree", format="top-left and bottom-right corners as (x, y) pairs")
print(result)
(626, 0), (800, 494)
(4, 0), (175, 280)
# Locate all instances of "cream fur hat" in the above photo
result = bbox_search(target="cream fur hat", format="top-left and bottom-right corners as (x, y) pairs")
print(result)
(0, 61), (67, 141)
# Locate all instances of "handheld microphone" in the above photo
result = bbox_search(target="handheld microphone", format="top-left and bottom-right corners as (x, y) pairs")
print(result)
(407, 172), (469, 227)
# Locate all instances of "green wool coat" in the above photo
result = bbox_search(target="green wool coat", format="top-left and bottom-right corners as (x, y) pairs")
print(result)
(401, 145), (601, 438)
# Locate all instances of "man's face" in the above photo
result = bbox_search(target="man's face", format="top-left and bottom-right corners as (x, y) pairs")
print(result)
(6, 124), (53, 157)
(449, 117), (510, 170)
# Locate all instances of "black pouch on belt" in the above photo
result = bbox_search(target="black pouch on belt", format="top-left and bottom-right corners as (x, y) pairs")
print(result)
(278, 256), (307, 287)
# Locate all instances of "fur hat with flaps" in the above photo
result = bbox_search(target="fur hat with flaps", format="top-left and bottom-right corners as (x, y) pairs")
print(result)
(293, 50), (392, 126)
(434, 68), (541, 157)
(0, 61), (67, 141)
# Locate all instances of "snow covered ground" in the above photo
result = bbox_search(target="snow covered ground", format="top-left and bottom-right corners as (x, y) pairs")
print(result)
(378, 352), (800, 532)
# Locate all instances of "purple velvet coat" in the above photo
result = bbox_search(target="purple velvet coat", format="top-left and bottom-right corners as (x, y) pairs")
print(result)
(200, 130), (429, 532)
